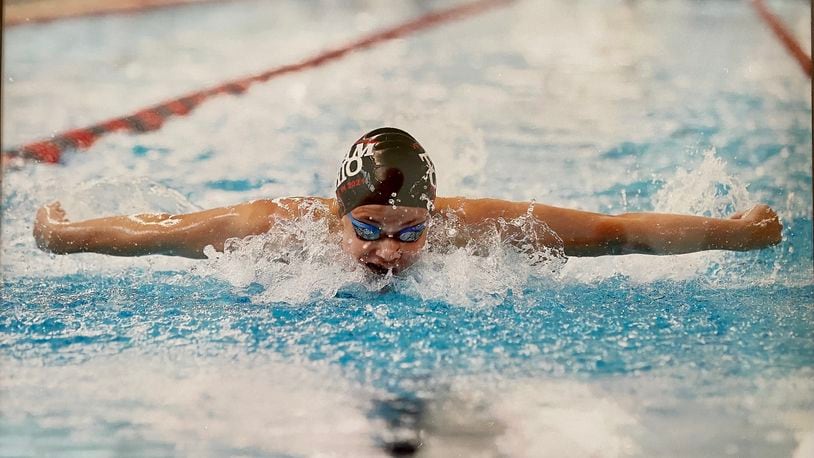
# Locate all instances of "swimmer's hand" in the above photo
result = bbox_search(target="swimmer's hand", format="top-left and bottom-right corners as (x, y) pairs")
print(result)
(33, 202), (70, 253)
(728, 204), (782, 250)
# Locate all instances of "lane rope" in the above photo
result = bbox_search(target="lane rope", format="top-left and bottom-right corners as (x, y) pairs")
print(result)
(2, 0), (512, 167)
(3, 0), (225, 27)
(750, 0), (813, 78)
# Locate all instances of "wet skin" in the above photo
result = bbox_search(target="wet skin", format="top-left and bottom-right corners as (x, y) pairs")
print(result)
(33, 198), (782, 269)
(339, 205), (430, 274)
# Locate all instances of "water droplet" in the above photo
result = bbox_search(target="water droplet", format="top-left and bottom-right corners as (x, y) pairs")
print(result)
(390, 192), (397, 197)
(387, 198), (395, 205)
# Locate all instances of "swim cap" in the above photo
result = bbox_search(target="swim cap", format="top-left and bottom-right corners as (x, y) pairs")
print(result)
(335, 127), (437, 216)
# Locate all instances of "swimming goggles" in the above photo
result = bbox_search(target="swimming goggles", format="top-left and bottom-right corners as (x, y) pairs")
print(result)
(349, 215), (427, 242)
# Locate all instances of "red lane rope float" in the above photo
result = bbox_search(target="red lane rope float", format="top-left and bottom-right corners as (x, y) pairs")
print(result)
(2, 0), (513, 167)
(750, 0), (813, 78)
(3, 0), (228, 28)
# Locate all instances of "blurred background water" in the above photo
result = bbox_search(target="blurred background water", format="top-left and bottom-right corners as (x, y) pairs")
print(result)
(2, 0), (812, 456)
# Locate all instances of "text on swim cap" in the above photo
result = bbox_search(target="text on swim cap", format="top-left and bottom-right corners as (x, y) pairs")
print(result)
(417, 152), (437, 188)
(336, 177), (365, 194)
(335, 141), (375, 188)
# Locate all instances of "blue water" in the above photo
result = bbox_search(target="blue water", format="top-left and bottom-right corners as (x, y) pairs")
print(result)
(4, 274), (812, 379)
(2, 0), (812, 456)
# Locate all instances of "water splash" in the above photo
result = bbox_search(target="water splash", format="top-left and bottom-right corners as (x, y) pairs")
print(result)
(653, 148), (750, 217)
(201, 202), (566, 308)
(201, 200), (378, 304)
(399, 208), (565, 308)
(194, 148), (783, 305)
(0, 352), (382, 456)
(1, 173), (201, 278)
(561, 148), (759, 285)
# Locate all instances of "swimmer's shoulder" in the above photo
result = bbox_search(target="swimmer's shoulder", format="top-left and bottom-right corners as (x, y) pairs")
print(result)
(434, 196), (497, 210)
(434, 196), (521, 223)
(249, 197), (339, 220)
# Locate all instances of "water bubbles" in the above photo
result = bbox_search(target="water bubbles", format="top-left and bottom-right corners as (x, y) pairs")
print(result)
(388, 192), (400, 207)
(421, 194), (435, 211)
(562, 148), (760, 285)
(203, 200), (372, 303)
(198, 200), (570, 307)
(653, 148), (749, 218)
(402, 210), (566, 308)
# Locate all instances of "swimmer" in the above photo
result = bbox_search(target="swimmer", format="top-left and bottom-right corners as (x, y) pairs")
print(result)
(33, 127), (782, 274)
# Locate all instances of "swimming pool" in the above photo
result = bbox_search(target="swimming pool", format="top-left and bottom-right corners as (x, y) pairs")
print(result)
(2, 0), (812, 456)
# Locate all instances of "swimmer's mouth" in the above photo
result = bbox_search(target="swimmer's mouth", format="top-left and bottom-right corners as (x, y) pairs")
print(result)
(365, 262), (394, 276)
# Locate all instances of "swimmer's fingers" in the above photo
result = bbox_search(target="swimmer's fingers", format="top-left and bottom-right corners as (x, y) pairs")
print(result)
(739, 204), (783, 248)
(34, 202), (70, 253)
(742, 204), (778, 225)
(44, 202), (69, 222)
(35, 202), (68, 224)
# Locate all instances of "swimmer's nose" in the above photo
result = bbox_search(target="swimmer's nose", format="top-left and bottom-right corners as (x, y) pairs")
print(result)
(374, 237), (402, 263)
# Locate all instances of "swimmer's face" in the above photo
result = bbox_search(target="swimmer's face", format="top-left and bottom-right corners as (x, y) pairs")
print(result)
(340, 205), (431, 275)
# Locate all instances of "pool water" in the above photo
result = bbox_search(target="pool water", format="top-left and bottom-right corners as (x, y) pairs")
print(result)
(2, 0), (812, 456)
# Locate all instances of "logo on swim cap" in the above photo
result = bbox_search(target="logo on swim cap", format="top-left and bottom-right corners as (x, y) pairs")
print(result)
(335, 140), (377, 189)
(335, 127), (436, 215)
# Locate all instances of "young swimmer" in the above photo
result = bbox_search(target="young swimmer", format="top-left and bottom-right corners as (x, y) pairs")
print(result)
(33, 127), (782, 274)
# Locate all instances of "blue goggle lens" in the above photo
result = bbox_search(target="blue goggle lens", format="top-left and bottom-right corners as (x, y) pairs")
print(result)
(350, 216), (426, 243)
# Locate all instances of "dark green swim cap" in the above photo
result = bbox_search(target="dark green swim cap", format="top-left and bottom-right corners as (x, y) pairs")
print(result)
(335, 127), (437, 216)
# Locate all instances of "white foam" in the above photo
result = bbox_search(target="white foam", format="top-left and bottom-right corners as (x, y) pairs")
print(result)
(201, 202), (380, 304)
(0, 352), (382, 456)
(411, 370), (814, 457)
(3, 146), (802, 299)
(3, 0), (808, 290)
(560, 149), (769, 285)
(795, 431), (814, 458)
(405, 376), (639, 458)
(491, 379), (639, 458)
(1, 171), (201, 278)
(200, 204), (566, 307)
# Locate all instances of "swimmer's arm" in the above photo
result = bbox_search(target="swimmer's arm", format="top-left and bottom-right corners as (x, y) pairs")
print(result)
(573, 204), (783, 256)
(439, 198), (782, 256)
(33, 199), (325, 258)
